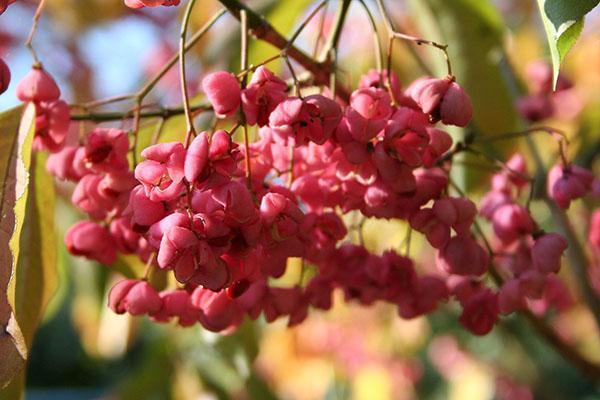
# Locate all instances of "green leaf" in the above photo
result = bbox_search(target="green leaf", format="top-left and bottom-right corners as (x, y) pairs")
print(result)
(409, 0), (519, 136)
(536, 0), (595, 89)
(0, 151), (58, 398)
(0, 104), (36, 388)
(11, 152), (58, 349)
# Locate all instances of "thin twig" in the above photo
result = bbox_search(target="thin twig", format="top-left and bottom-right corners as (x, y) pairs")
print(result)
(216, 0), (350, 99)
(317, 0), (351, 62)
(357, 0), (384, 72)
(24, 0), (46, 65)
(139, 9), (227, 100)
(70, 103), (212, 122)
(180, 0), (199, 147)
(375, 0), (452, 76)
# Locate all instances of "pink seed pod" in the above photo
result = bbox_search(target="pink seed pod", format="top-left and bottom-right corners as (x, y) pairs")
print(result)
(516, 94), (553, 122)
(531, 233), (568, 274)
(184, 132), (209, 183)
(547, 164), (594, 209)
(525, 60), (572, 94)
(65, 221), (117, 265)
(191, 287), (242, 333)
(33, 100), (71, 153)
(202, 71), (241, 118)
(358, 68), (405, 104)
(505, 153), (529, 188)
(109, 279), (163, 316)
(406, 76), (472, 127)
(16, 65), (61, 102)
(152, 290), (199, 327)
(349, 87), (392, 120)
(241, 66), (287, 126)
(135, 141), (186, 202)
(498, 279), (526, 314)
(0, 58), (10, 95)
(459, 288), (499, 335)
(126, 185), (167, 233)
(45, 145), (80, 181)
(269, 95), (342, 146)
(491, 204), (534, 244)
(436, 235), (489, 276)
(84, 128), (130, 173)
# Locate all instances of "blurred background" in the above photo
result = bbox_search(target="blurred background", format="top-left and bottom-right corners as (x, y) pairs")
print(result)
(1, 0), (600, 399)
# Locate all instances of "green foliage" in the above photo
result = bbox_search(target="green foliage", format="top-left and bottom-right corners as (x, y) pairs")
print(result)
(0, 104), (36, 389)
(536, 0), (599, 89)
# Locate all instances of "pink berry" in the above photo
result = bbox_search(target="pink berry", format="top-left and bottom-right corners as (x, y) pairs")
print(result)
(202, 71), (241, 118)
(16, 65), (61, 102)
(241, 66), (287, 126)
(109, 279), (163, 316)
(531, 233), (568, 274)
(65, 221), (117, 265)
(547, 164), (594, 209)
(436, 235), (489, 276)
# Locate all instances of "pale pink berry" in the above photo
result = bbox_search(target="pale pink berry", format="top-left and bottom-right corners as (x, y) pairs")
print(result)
(16, 65), (61, 102)
(109, 279), (163, 316)
(436, 235), (489, 276)
(65, 221), (116, 265)
(547, 164), (594, 209)
(531, 233), (568, 274)
(0, 58), (9, 95)
(202, 71), (241, 118)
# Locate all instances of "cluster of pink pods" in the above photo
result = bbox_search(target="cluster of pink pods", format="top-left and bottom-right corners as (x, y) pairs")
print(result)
(15, 49), (596, 336)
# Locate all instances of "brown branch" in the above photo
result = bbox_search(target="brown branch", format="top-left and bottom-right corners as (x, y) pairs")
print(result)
(70, 103), (211, 122)
(216, 0), (350, 100)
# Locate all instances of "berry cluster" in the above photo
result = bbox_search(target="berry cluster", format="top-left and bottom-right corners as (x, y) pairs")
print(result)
(15, 54), (595, 336)
(16, 65), (71, 152)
